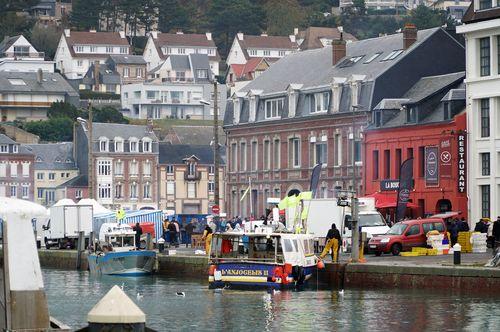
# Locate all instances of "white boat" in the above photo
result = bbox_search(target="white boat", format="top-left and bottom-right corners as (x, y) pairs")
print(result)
(208, 227), (319, 289)
(87, 223), (156, 276)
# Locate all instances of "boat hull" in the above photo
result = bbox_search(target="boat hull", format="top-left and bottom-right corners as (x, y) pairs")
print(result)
(208, 262), (314, 289)
(88, 251), (156, 276)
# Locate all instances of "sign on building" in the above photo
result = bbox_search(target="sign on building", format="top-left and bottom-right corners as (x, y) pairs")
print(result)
(457, 133), (466, 193)
(425, 146), (439, 187)
(440, 137), (452, 178)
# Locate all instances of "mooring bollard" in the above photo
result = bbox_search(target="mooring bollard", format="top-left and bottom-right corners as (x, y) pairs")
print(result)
(453, 243), (461, 265)
(158, 238), (165, 253)
(146, 233), (152, 250)
(83, 285), (149, 332)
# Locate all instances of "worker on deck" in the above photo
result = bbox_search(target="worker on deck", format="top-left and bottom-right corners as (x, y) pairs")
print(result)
(319, 223), (342, 263)
(201, 224), (213, 256)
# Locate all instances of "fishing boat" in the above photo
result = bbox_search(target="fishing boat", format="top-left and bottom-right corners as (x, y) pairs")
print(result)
(208, 227), (319, 289)
(87, 223), (156, 276)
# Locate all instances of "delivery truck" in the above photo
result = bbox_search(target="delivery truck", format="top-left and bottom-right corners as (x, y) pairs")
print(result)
(43, 204), (93, 249)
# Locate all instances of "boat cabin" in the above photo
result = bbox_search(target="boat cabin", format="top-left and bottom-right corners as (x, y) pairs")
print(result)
(97, 223), (136, 253)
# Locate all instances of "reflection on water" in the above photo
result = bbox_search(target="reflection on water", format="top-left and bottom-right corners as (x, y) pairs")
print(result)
(42, 269), (500, 331)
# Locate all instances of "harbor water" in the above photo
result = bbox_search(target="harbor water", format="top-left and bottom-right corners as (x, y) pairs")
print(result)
(43, 269), (500, 331)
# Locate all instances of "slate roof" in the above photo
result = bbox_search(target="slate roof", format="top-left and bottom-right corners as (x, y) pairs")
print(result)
(373, 99), (409, 110)
(462, 1), (499, 23)
(298, 27), (357, 50)
(82, 63), (121, 85)
(0, 36), (21, 53)
(90, 123), (158, 141)
(158, 142), (226, 165)
(108, 54), (146, 65)
(163, 126), (224, 145)
(0, 133), (15, 144)
(402, 72), (465, 104)
(25, 142), (77, 170)
(0, 72), (78, 96)
(59, 174), (87, 188)
(441, 88), (466, 101)
(169, 55), (190, 70)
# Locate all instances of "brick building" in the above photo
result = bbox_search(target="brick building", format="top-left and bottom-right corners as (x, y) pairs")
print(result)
(223, 26), (465, 218)
(363, 72), (467, 222)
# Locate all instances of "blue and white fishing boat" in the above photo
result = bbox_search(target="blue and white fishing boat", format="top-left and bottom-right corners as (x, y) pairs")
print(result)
(208, 228), (318, 289)
(87, 223), (156, 276)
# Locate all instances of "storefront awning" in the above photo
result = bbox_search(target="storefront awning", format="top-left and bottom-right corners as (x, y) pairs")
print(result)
(364, 192), (419, 209)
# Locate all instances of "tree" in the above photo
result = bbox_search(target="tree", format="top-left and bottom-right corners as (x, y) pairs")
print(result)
(71, 0), (101, 30)
(158, 0), (195, 33)
(0, 12), (35, 41)
(406, 5), (446, 30)
(47, 101), (84, 120)
(265, 0), (304, 35)
(30, 24), (60, 60)
(92, 106), (129, 124)
(23, 117), (74, 142)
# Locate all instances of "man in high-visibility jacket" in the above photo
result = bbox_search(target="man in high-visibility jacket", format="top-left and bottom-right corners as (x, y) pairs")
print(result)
(201, 224), (214, 256)
(320, 223), (342, 262)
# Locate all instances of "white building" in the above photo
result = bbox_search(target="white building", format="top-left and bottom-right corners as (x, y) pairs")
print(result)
(0, 35), (54, 72)
(457, 1), (500, 224)
(143, 31), (220, 76)
(54, 29), (131, 79)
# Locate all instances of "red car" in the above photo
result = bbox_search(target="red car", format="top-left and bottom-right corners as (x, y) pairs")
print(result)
(368, 218), (446, 256)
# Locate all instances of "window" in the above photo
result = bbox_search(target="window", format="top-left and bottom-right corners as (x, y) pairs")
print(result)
(99, 138), (109, 152)
(90, 46), (97, 53)
(354, 141), (361, 163)
(10, 185), (17, 198)
(143, 161), (151, 177)
(382, 50), (403, 61)
(75, 45), (84, 52)
(407, 147), (414, 160)
(290, 138), (300, 168)
(263, 50), (270, 56)
(395, 149), (402, 178)
(479, 0), (492, 9)
(265, 99), (284, 119)
(480, 98), (490, 137)
(130, 138), (138, 152)
(196, 69), (208, 79)
(209, 166), (215, 174)
(22, 185), (29, 198)
(167, 181), (175, 195)
(130, 183), (138, 198)
(374, 111), (382, 127)
(187, 162), (196, 176)
(120, 47), (128, 54)
(21, 162), (29, 177)
(136, 68), (143, 78)
(312, 92), (329, 113)
(115, 161), (124, 176)
(115, 183), (123, 198)
(406, 107), (416, 123)
(315, 143), (327, 165)
(75, 189), (82, 199)
(251, 141), (258, 171)
(240, 142), (247, 171)
(10, 163), (17, 177)
(37, 189), (44, 199)
(279, 51), (286, 56)
(418, 146), (425, 177)
(364, 53), (382, 64)
(335, 134), (342, 166)
(263, 140), (270, 170)
(373, 150), (379, 180)
(208, 181), (215, 193)
(8, 79), (26, 86)
(481, 153), (490, 176)
(481, 185), (490, 218)
(480, 37), (490, 77)
(106, 46), (113, 53)
(77, 60), (83, 67)
(178, 48), (185, 54)
(187, 182), (196, 198)
(0, 163), (5, 177)
(406, 225), (420, 236)
(143, 139), (152, 153)
(114, 138), (124, 152)
(37, 172), (44, 180)
(12, 145), (18, 153)
(98, 183), (111, 199)
(384, 150), (390, 179)
(0, 145), (7, 153)
(166, 165), (174, 174)
(143, 183), (151, 198)
(249, 49), (257, 56)
(498, 36), (500, 75)
(48, 173), (55, 180)
(123, 67), (130, 77)
(273, 139), (280, 170)
(98, 160), (111, 175)
(130, 161), (138, 176)
(231, 142), (237, 172)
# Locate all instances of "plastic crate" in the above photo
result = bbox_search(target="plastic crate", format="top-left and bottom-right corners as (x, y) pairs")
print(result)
(401, 252), (421, 257)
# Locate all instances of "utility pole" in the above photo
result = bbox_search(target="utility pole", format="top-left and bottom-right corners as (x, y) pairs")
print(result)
(213, 80), (220, 210)
(351, 106), (359, 262)
(88, 103), (93, 199)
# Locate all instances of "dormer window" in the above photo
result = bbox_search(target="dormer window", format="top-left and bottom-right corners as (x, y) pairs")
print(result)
(188, 162), (196, 176)
(265, 98), (283, 119)
(75, 45), (84, 53)
(443, 102), (451, 120)
(99, 137), (109, 152)
(312, 92), (329, 113)
(36, 156), (43, 162)
(129, 137), (138, 153)
(374, 111), (382, 127)
(0, 145), (8, 153)
(114, 137), (124, 152)
(479, 0), (492, 9)
(142, 138), (152, 153)
(406, 107), (416, 123)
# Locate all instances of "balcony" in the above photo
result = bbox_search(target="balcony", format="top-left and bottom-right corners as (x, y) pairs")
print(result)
(184, 171), (201, 181)
(161, 77), (195, 83)
(0, 51), (45, 59)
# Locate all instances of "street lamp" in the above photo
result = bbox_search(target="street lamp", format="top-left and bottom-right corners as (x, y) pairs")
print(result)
(199, 81), (220, 213)
(350, 104), (364, 262)
(77, 104), (93, 199)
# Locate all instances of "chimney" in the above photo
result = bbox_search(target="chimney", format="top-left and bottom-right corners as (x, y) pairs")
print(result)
(64, 29), (70, 37)
(289, 35), (296, 43)
(151, 30), (158, 39)
(261, 32), (268, 37)
(36, 68), (43, 84)
(94, 62), (100, 91)
(176, 29), (183, 34)
(237, 32), (244, 40)
(119, 31), (125, 38)
(332, 37), (346, 66)
(205, 32), (212, 41)
(294, 27), (299, 35)
(403, 23), (417, 50)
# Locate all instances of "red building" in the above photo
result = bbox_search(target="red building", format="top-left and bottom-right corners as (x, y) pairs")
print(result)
(363, 72), (467, 222)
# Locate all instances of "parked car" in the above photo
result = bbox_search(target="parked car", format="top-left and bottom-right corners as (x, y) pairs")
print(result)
(368, 218), (446, 256)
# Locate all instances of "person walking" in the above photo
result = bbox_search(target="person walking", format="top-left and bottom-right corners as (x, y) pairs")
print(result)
(133, 222), (143, 250)
(162, 219), (170, 243)
(185, 221), (195, 248)
(319, 223), (342, 263)
(173, 220), (180, 246)
(168, 220), (177, 247)
(201, 224), (213, 255)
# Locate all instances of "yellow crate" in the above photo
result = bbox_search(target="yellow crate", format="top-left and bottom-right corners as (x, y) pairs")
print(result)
(412, 247), (428, 254)
(426, 249), (438, 255)
(401, 252), (421, 257)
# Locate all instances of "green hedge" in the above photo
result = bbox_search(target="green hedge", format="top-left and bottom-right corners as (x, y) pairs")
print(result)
(80, 90), (121, 100)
